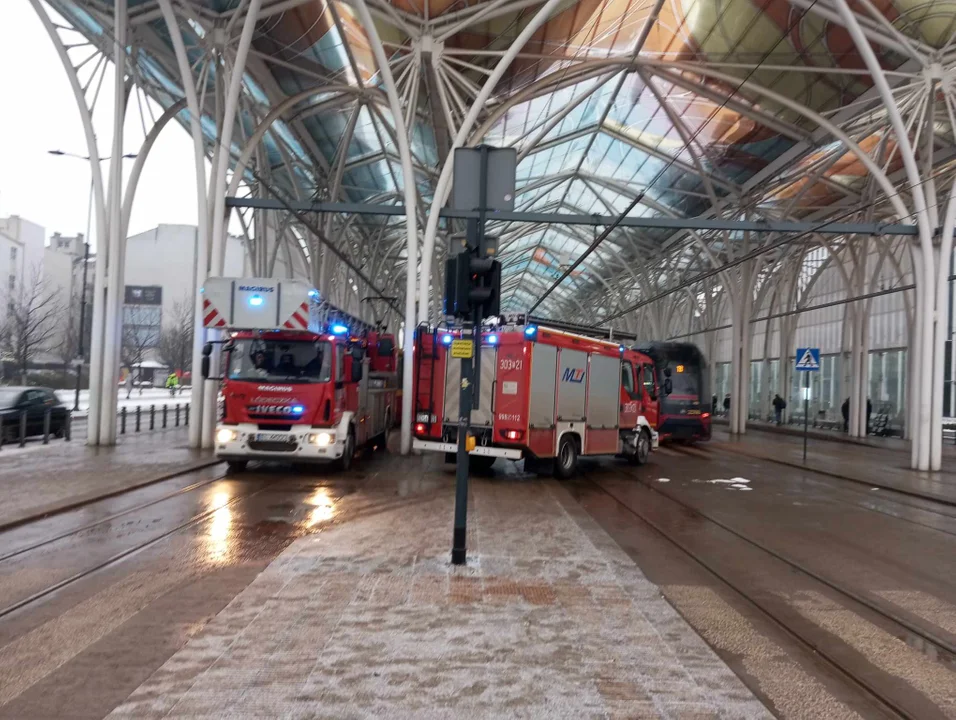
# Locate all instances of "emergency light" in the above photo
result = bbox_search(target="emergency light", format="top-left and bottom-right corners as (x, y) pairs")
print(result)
(441, 334), (453, 345)
(292, 405), (304, 414)
(331, 324), (349, 335)
(524, 325), (537, 338)
(487, 334), (498, 345)
(249, 294), (264, 307)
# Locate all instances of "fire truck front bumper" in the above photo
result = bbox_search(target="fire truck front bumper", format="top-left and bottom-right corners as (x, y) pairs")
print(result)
(412, 439), (522, 460)
(215, 424), (346, 462)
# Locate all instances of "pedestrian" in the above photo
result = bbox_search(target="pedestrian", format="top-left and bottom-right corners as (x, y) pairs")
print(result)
(772, 393), (786, 425)
(712, 395), (718, 414)
(723, 395), (731, 414)
(125, 370), (134, 400)
(841, 397), (850, 432)
(165, 371), (180, 397)
(866, 397), (872, 435)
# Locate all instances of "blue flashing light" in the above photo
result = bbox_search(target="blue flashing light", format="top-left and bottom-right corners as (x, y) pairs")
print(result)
(308, 289), (319, 299)
(524, 325), (537, 338)
(292, 405), (304, 414)
(487, 334), (498, 345)
(619, 345), (625, 354)
(331, 324), (349, 335)
(249, 294), (264, 307)
(441, 333), (453, 345)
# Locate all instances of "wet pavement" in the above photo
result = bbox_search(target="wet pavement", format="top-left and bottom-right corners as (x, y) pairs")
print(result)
(0, 427), (215, 528)
(105, 457), (768, 720)
(0, 447), (445, 719)
(711, 427), (956, 504)
(0, 432), (954, 718)
(571, 443), (956, 718)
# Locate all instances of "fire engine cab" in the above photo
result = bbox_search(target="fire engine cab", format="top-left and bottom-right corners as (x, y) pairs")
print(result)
(412, 319), (660, 477)
(200, 277), (397, 472)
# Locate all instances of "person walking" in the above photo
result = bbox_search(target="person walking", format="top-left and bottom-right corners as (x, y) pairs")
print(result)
(723, 395), (731, 415)
(125, 370), (134, 400)
(841, 397), (850, 432)
(772, 394), (786, 425)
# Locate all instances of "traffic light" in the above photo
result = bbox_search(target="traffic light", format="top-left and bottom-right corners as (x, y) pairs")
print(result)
(443, 252), (500, 319)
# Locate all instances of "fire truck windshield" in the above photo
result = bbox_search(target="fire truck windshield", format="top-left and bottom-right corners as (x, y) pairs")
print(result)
(228, 339), (332, 383)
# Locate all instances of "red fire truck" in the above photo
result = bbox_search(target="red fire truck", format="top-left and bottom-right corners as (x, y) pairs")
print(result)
(200, 277), (397, 472)
(412, 320), (660, 477)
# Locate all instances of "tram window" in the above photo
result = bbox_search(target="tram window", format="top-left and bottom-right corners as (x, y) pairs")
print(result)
(621, 361), (635, 396)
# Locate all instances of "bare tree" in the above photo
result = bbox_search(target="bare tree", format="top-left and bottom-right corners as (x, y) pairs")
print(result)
(1, 264), (64, 384)
(158, 296), (194, 376)
(121, 304), (160, 395)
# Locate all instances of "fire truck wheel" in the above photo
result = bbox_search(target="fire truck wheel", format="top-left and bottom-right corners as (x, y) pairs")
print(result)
(555, 435), (579, 479)
(226, 460), (248, 473)
(629, 429), (651, 466)
(336, 428), (356, 471)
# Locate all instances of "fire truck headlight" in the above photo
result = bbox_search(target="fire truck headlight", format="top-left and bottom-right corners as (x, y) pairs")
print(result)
(309, 432), (334, 447)
(216, 428), (238, 444)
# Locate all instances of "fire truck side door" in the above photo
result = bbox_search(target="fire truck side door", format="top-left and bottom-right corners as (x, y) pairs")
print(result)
(619, 360), (639, 428)
(638, 363), (660, 428)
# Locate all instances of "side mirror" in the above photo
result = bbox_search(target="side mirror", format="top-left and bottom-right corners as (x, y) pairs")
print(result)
(663, 367), (672, 378)
(350, 345), (365, 362)
(351, 361), (363, 382)
(663, 378), (673, 395)
(200, 356), (211, 379)
(202, 342), (213, 357)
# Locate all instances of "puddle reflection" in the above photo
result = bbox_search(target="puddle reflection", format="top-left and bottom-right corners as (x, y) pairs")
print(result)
(205, 491), (233, 563)
(305, 488), (336, 527)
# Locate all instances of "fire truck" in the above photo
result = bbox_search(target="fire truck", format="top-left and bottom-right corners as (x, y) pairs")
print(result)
(412, 319), (660, 477)
(200, 277), (397, 472)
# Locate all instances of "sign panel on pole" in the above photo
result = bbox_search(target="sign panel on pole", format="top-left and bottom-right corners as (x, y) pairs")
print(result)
(451, 339), (474, 359)
(794, 347), (820, 372)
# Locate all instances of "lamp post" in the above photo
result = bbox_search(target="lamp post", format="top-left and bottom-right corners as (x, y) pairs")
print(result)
(47, 150), (136, 411)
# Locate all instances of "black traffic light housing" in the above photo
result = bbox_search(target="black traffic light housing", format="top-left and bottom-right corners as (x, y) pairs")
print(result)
(443, 224), (500, 319)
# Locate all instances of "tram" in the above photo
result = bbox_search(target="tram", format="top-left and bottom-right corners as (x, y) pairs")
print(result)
(635, 342), (711, 442)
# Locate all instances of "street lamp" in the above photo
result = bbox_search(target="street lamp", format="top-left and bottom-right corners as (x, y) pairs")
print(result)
(47, 149), (136, 411)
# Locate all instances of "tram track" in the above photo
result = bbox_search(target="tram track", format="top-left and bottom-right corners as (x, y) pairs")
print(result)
(669, 442), (956, 535)
(0, 469), (227, 564)
(0, 482), (269, 622)
(581, 464), (956, 719)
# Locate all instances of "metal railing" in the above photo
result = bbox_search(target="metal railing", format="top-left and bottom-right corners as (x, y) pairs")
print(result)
(0, 402), (191, 450)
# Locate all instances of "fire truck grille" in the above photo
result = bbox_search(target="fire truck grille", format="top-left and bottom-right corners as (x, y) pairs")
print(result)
(248, 439), (298, 453)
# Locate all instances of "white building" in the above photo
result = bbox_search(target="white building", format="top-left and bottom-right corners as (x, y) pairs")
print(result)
(0, 215), (46, 316)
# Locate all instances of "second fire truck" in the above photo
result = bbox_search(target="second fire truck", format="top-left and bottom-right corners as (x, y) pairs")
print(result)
(412, 319), (660, 477)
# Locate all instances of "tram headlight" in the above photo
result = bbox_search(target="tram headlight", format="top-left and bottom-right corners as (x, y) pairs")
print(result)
(216, 428), (237, 444)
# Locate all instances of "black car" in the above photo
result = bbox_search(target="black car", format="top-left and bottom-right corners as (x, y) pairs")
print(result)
(0, 387), (69, 442)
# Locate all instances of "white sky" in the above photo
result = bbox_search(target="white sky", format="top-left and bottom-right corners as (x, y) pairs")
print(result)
(0, 2), (204, 249)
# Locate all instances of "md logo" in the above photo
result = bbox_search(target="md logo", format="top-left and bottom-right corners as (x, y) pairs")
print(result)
(561, 367), (585, 383)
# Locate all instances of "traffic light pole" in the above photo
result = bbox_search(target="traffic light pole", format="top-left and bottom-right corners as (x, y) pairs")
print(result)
(452, 322), (474, 565)
(451, 145), (491, 566)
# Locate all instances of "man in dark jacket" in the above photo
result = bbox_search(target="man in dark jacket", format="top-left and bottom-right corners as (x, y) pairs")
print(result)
(772, 394), (786, 425)
(842, 398), (850, 432)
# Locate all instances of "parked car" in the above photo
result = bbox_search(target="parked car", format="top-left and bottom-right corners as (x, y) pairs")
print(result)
(0, 387), (69, 442)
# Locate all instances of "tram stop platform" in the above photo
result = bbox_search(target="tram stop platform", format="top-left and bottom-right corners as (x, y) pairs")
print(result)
(106, 458), (769, 720)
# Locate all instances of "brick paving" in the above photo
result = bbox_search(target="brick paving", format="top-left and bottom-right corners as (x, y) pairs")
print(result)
(108, 469), (769, 719)
(0, 427), (216, 527)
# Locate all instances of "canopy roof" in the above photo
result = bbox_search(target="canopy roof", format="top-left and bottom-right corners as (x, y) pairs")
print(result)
(46, 0), (956, 326)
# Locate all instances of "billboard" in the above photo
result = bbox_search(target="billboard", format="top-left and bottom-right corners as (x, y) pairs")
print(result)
(124, 285), (162, 305)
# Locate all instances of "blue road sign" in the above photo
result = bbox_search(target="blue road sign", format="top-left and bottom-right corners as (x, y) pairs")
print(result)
(795, 347), (821, 371)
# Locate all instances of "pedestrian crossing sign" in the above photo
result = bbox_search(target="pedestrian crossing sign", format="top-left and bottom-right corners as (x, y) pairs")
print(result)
(795, 347), (820, 371)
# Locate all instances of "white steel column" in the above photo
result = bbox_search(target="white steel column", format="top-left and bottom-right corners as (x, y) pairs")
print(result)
(98, 0), (128, 444)
(201, 0), (262, 449)
(417, 0), (566, 323)
(157, 0), (211, 449)
(353, 0), (420, 454)
(832, 0), (936, 469)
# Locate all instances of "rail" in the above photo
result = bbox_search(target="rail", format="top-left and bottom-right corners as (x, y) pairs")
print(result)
(0, 401), (191, 450)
